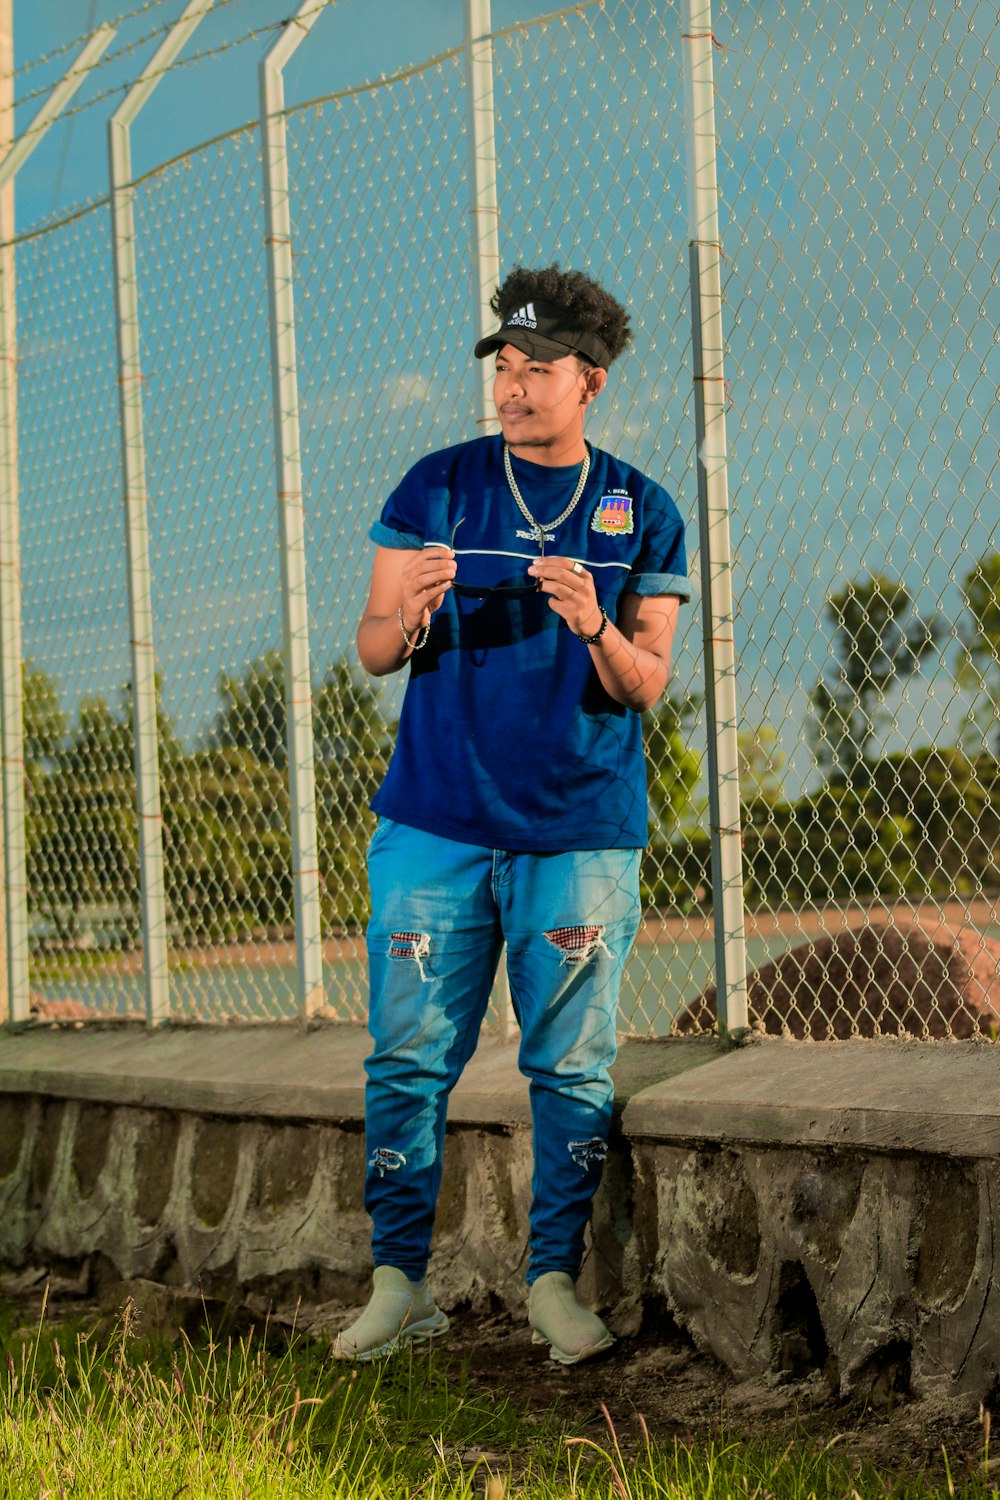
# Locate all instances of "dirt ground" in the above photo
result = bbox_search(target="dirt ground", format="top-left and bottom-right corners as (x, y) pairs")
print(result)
(311, 1298), (995, 1485)
(5, 1279), (995, 1487)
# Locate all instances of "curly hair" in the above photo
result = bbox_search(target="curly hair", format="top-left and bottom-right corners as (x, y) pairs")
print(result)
(489, 264), (633, 364)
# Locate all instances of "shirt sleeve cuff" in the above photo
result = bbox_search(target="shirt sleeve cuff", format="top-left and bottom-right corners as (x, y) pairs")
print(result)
(369, 520), (424, 549)
(623, 571), (693, 600)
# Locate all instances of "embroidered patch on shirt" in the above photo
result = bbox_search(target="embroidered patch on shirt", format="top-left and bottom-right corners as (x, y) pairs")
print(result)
(591, 493), (634, 535)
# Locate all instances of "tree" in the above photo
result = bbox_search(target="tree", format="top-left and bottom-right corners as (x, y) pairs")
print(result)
(641, 688), (703, 908)
(29, 694), (137, 940)
(215, 650), (288, 769)
(738, 725), (785, 809)
(214, 649), (392, 777)
(313, 660), (392, 928)
(809, 573), (940, 782)
(23, 660), (67, 768)
(210, 651), (393, 929)
(28, 677), (179, 941)
(957, 552), (1000, 755)
(163, 746), (292, 940)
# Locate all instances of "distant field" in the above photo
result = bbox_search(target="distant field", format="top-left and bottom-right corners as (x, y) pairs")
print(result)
(29, 899), (1000, 1033)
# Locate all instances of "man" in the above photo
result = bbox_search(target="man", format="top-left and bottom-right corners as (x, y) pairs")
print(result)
(335, 265), (690, 1366)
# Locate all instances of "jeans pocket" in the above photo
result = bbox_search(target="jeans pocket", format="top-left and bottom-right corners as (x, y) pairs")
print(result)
(367, 817), (395, 857)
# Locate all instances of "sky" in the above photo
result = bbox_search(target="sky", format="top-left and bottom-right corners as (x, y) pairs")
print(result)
(6, 0), (998, 803)
(13, 0), (543, 225)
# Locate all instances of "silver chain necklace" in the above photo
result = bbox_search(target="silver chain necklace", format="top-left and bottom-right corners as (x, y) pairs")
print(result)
(503, 442), (591, 539)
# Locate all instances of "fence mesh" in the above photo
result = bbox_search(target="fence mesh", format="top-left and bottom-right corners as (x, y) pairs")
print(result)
(13, 0), (999, 1036)
(17, 203), (138, 1018)
(693, 0), (1000, 1040)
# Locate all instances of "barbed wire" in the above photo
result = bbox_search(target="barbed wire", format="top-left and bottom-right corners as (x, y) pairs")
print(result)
(6, 0), (176, 83)
(9, 0), (313, 120)
(9, 0), (603, 128)
(6, 9), (316, 156)
(2, 0), (603, 239)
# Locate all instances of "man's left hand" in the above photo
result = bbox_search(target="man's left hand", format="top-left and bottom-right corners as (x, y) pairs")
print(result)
(528, 557), (605, 640)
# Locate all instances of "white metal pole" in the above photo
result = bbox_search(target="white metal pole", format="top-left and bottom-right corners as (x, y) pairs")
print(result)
(260, 0), (326, 1021)
(109, 0), (213, 1029)
(681, 0), (748, 1037)
(0, 0), (11, 1025)
(463, 0), (516, 1041)
(0, 25), (115, 1024)
(464, 0), (501, 423)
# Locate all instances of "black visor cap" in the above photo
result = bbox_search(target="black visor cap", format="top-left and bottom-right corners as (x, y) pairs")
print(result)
(474, 299), (612, 369)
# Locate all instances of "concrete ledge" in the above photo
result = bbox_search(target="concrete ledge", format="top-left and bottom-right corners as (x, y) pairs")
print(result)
(0, 1025), (719, 1127)
(5, 1025), (1000, 1401)
(622, 1037), (1000, 1158)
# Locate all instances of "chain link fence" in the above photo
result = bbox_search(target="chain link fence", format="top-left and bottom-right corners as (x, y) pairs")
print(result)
(9, 0), (998, 1037)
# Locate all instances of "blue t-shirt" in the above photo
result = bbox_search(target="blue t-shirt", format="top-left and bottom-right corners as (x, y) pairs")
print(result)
(369, 435), (690, 852)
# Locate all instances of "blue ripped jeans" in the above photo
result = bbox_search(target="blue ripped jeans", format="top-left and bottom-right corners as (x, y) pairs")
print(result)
(363, 818), (641, 1287)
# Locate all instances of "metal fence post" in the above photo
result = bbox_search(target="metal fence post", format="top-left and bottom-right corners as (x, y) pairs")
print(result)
(0, 0), (11, 1025)
(681, 0), (749, 1037)
(0, 25), (115, 1024)
(109, 0), (214, 1029)
(260, 2), (326, 1022)
(465, 0), (501, 426)
(463, 0), (516, 1041)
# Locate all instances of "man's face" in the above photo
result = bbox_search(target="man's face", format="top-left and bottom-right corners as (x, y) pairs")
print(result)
(492, 344), (595, 452)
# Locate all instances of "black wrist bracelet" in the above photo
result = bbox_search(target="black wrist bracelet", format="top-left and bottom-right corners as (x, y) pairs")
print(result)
(576, 607), (609, 645)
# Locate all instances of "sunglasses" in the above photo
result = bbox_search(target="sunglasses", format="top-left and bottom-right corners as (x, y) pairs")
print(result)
(447, 517), (544, 599)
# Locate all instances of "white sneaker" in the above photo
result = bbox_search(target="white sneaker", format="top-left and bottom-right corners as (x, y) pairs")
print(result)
(528, 1272), (615, 1366)
(333, 1266), (449, 1362)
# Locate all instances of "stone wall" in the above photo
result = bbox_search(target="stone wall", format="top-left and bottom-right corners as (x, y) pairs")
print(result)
(1, 1027), (998, 1403)
(0, 1093), (538, 1312)
(631, 1141), (999, 1402)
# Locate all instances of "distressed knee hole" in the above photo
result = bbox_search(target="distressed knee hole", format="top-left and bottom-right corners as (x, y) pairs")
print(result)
(568, 1137), (607, 1170)
(543, 924), (609, 964)
(369, 1147), (407, 1178)
(387, 930), (431, 982)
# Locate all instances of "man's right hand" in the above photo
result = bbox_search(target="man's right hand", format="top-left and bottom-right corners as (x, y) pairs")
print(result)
(399, 546), (456, 634)
(358, 545), (456, 676)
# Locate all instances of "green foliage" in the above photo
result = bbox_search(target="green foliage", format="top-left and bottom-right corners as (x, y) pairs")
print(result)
(738, 725), (787, 809)
(162, 746), (293, 940)
(26, 677), (181, 942)
(644, 687), (702, 830)
(957, 551), (1000, 754)
(27, 693), (140, 941)
(641, 689), (703, 908)
(962, 552), (1000, 672)
(22, 659), (67, 767)
(650, 748), (1000, 911)
(17, 590), (1000, 938)
(24, 654), (393, 942)
(215, 649), (290, 769)
(809, 572), (941, 782)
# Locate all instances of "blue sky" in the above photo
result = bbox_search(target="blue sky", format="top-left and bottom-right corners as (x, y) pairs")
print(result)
(8, 0), (998, 801)
(14, 1), (544, 227)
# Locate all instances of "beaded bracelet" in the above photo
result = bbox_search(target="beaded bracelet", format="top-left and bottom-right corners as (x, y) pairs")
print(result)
(575, 607), (609, 645)
(398, 605), (430, 651)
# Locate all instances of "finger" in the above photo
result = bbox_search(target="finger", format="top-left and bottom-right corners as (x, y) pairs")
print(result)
(535, 576), (596, 601)
(530, 559), (573, 579)
(408, 552), (456, 573)
(409, 581), (452, 608)
(406, 563), (456, 593)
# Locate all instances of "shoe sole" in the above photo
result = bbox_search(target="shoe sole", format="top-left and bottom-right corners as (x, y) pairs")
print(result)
(335, 1309), (450, 1363)
(531, 1329), (615, 1366)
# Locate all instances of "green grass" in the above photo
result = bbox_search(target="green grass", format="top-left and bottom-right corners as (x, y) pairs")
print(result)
(1, 1294), (998, 1499)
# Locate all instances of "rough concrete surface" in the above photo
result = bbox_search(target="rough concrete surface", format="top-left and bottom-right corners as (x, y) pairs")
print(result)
(623, 1038), (1000, 1400)
(1, 1026), (998, 1403)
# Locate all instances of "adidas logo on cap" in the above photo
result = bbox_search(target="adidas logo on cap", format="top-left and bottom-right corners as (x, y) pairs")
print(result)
(506, 303), (537, 329)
